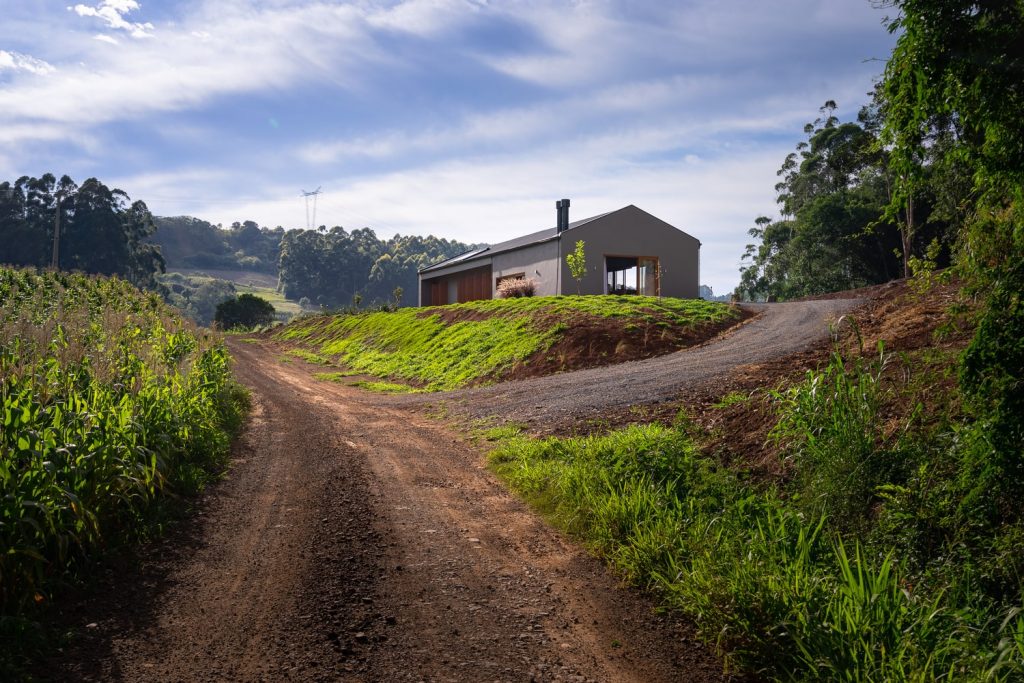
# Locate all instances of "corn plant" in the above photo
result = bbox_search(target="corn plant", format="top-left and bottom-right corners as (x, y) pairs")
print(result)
(0, 268), (247, 618)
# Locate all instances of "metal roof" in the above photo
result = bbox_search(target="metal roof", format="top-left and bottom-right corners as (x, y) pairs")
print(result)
(419, 209), (613, 274)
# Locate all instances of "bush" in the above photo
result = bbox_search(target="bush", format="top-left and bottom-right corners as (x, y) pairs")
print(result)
(214, 293), (275, 329)
(497, 277), (536, 298)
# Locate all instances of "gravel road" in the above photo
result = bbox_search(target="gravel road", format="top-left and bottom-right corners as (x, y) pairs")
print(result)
(396, 299), (863, 431)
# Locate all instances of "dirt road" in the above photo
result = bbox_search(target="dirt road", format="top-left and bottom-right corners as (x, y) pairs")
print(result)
(42, 339), (731, 682)
(41, 300), (855, 681)
(396, 300), (862, 431)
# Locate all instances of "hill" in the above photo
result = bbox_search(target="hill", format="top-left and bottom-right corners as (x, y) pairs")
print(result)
(272, 295), (745, 391)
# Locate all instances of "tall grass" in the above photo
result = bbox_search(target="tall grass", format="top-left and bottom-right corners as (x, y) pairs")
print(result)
(0, 269), (247, 621)
(489, 345), (1024, 679)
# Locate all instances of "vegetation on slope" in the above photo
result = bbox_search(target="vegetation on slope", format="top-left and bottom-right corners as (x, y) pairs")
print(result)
(277, 296), (739, 391)
(491, 2), (1024, 678)
(488, 332), (1024, 680)
(0, 269), (247, 632)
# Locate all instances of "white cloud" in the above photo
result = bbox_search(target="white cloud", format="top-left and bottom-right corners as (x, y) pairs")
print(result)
(70, 1), (154, 39)
(2, 3), (383, 144)
(365, 0), (481, 36)
(93, 34), (119, 45)
(0, 49), (56, 75)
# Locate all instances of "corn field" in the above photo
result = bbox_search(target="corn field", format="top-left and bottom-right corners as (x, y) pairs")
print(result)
(0, 268), (247, 616)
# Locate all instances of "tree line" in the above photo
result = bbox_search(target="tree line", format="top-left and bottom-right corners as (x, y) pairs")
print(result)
(278, 227), (478, 308)
(0, 174), (164, 289)
(737, 95), (964, 301)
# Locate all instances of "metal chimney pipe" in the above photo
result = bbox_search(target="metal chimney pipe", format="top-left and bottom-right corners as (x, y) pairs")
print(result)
(555, 199), (563, 232)
(556, 198), (570, 232)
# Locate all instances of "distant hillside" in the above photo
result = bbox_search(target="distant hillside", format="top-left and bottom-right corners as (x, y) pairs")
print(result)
(151, 216), (283, 273)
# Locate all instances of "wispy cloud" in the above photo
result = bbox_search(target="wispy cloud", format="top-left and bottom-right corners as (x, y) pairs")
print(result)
(70, 0), (154, 39)
(0, 49), (55, 75)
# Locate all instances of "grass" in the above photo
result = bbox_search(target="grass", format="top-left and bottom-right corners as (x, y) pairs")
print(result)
(234, 281), (303, 318)
(486, 345), (1024, 680)
(350, 380), (422, 394)
(286, 348), (332, 365)
(0, 268), (248, 675)
(313, 370), (362, 382)
(276, 295), (736, 391)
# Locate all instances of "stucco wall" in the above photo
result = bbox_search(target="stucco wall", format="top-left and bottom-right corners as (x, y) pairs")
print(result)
(558, 205), (699, 298)
(491, 240), (560, 297)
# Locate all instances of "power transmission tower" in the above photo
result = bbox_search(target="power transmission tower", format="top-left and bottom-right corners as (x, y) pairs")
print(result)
(301, 187), (322, 230)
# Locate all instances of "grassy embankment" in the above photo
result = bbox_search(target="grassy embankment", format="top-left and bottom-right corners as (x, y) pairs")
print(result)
(0, 269), (248, 668)
(276, 295), (739, 391)
(487, 320), (1024, 679)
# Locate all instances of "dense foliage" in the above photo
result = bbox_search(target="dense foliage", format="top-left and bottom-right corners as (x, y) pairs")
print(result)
(151, 216), (284, 273)
(737, 100), (960, 301)
(278, 227), (478, 308)
(0, 174), (165, 289)
(214, 293), (276, 330)
(0, 269), (247, 621)
(880, 0), (1024, 512)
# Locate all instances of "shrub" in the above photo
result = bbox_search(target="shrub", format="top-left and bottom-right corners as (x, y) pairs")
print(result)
(497, 277), (536, 298)
(214, 293), (275, 329)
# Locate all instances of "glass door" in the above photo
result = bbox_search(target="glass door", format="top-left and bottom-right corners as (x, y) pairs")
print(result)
(638, 257), (659, 296)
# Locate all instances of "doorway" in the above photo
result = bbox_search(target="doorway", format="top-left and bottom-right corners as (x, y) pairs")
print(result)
(605, 256), (658, 295)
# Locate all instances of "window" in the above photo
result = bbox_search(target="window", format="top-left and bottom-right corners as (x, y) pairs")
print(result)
(495, 272), (525, 287)
(606, 256), (659, 296)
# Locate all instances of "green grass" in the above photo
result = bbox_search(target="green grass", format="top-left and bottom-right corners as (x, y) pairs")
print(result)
(313, 371), (361, 382)
(277, 295), (736, 391)
(0, 268), (248, 673)
(350, 380), (421, 393)
(234, 282), (303, 317)
(486, 346), (1024, 680)
(286, 348), (332, 365)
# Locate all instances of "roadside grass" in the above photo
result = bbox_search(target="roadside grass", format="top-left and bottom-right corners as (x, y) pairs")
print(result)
(486, 343), (1024, 680)
(276, 296), (737, 391)
(313, 371), (362, 382)
(0, 268), (248, 675)
(286, 348), (333, 365)
(350, 380), (422, 394)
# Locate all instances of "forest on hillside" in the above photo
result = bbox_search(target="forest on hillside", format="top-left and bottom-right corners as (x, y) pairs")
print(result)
(737, 94), (963, 301)
(150, 216), (478, 309)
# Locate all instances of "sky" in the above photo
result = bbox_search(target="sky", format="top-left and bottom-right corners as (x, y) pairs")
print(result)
(0, 0), (898, 296)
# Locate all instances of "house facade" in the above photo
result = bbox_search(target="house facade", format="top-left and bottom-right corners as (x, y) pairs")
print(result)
(418, 201), (700, 306)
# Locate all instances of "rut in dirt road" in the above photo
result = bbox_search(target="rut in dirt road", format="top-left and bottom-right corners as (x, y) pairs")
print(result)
(41, 339), (732, 682)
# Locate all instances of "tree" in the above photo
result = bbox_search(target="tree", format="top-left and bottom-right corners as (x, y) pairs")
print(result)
(214, 293), (275, 329)
(880, 0), (1024, 477)
(738, 103), (907, 301)
(0, 174), (164, 288)
(566, 240), (586, 294)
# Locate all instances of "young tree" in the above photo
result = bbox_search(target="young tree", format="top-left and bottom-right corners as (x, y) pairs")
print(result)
(566, 239), (586, 295)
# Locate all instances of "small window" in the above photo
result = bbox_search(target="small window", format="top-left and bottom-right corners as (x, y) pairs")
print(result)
(496, 272), (525, 287)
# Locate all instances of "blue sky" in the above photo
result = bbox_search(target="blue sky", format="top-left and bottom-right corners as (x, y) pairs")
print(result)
(0, 0), (897, 295)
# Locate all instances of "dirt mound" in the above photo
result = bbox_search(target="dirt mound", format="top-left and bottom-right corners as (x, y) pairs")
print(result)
(501, 307), (755, 383)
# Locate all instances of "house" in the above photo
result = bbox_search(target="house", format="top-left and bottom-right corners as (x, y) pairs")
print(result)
(418, 200), (700, 305)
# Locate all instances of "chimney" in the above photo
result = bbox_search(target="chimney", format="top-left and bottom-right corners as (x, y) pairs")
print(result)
(556, 198), (570, 232)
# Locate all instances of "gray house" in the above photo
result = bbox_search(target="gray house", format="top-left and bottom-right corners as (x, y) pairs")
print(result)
(418, 200), (700, 306)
